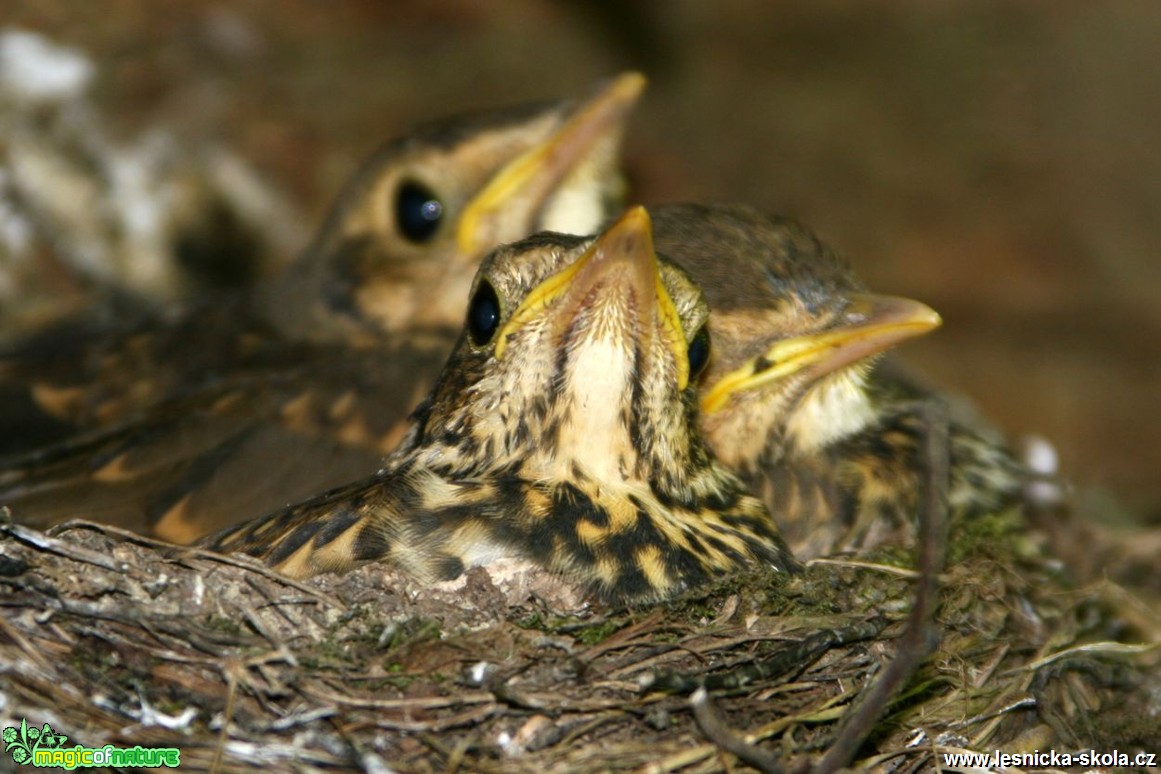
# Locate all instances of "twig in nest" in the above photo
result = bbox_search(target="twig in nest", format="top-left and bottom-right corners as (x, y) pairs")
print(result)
(691, 686), (783, 773)
(804, 558), (920, 579)
(303, 685), (494, 710)
(576, 609), (668, 659)
(811, 399), (951, 774)
(49, 519), (346, 609)
(1008, 641), (1159, 674)
(0, 613), (54, 671)
(1, 522), (122, 570)
(641, 618), (886, 695)
(212, 665), (239, 774)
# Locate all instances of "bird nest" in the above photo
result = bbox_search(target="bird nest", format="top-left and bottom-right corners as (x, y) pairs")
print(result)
(1, 507), (1158, 773)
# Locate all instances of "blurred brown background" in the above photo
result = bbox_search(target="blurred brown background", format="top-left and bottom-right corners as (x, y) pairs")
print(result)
(7, 1), (1160, 521)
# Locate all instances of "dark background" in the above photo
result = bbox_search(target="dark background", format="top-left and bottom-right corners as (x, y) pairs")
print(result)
(7, 1), (1160, 522)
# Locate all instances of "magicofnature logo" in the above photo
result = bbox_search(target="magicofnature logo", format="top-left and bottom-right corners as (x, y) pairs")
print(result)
(3, 719), (180, 769)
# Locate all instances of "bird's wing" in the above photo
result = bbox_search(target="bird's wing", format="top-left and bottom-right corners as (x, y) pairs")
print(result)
(0, 340), (450, 543)
(201, 464), (500, 582)
(0, 297), (273, 450)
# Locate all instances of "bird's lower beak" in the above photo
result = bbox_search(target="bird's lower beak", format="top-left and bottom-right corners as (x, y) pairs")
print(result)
(496, 206), (690, 389)
(701, 293), (942, 414)
(456, 72), (646, 255)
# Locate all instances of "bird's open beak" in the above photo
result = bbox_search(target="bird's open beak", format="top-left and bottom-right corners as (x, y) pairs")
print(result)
(701, 294), (941, 414)
(456, 73), (646, 255)
(496, 206), (690, 389)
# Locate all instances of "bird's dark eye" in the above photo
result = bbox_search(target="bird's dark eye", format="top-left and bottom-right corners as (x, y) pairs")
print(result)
(687, 326), (711, 381)
(395, 181), (443, 243)
(467, 281), (501, 345)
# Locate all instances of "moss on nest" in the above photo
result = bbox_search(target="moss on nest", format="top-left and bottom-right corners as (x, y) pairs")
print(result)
(0, 516), (1157, 772)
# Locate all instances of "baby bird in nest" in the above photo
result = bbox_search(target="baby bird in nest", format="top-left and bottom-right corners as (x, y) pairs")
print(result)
(205, 207), (798, 602)
(652, 203), (1025, 558)
(0, 75), (644, 542)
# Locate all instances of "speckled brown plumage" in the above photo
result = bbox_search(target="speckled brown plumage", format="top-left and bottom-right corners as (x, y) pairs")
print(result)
(0, 75), (643, 542)
(651, 203), (1026, 558)
(205, 208), (797, 602)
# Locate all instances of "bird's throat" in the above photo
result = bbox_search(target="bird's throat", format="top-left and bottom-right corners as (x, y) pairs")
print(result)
(786, 369), (877, 455)
(551, 334), (639, 483)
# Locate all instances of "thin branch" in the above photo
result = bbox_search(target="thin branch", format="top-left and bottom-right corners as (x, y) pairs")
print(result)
(811, 399), (951, 774)
(642, 619), (886, 695)
(47, 519), (347, 609)
(691, 687), (783, 773)
(2, 522), (123, 570)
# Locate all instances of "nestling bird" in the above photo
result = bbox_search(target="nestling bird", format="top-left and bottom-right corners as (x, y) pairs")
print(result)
(650, 203), (1025, 558)
(205, 207), (797, 602)
(0, 74), (644, 542)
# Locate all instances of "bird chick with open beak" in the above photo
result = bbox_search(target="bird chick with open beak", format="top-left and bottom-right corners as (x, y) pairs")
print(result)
(205, 208), (797, 602)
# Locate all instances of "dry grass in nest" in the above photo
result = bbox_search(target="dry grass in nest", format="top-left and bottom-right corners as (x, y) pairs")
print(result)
(1, 502), (1158, 773)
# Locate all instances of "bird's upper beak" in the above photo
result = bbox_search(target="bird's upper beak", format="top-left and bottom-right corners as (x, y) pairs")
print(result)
(701, 294), (942, 414)
(496, 205), (690, 389)
(456, 72), (646, 256)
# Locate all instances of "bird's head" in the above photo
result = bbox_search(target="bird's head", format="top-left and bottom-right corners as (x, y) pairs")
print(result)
(410, 206), (721, 501)
(651, 204), (942, 470)
(263, 74), (645, 343)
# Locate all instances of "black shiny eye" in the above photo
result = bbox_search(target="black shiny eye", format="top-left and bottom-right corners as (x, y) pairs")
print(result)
(687, 326), (711, 381)
(395, 181), (443, 243)
(467, 281), (501, 346)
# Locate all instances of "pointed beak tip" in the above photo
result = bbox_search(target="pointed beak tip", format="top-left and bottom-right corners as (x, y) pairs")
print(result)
(619, 204), (653, 232)
(610, 71), (648, 102)
(455, 74), (647, 257)
(850, 294), (942, 334)
(602, 206), (656, 266)
(911, 303), (943, 332)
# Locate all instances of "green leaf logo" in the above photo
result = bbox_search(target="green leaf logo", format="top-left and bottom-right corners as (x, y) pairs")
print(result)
(3, 718), (67, 763)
